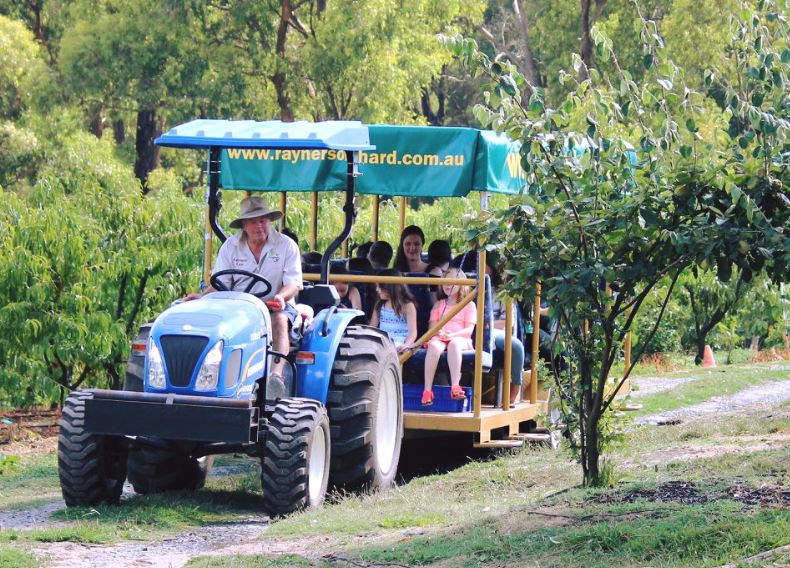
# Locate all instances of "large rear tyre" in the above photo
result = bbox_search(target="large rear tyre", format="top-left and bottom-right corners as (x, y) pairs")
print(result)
(261, 398), (331, 517)
(327, 326), (403, 489)
(58, 391), (128, 507)
(127, 447), (214, 494)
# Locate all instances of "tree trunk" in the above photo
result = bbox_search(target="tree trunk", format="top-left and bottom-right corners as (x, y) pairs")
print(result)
(134, 109), (161, 191)
(89, 102), (105, 138)
(750, 335), (760, 352)
(113, 118), (125, 144)
(272, 0), (294, 122)
(513, 0), (543, 88)
(582, 413), (601, 485)
(579, 0), (593, 81)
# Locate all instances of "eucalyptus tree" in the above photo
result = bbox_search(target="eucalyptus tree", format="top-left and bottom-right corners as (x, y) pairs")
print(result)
(58, 1), (220, 187)
(453, 1), (789, 485)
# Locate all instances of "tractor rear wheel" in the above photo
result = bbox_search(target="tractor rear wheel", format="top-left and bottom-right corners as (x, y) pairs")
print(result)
(58, 391), (128, 506)
(261, 398), (331, 516)
(127, 448), (213, 494)
(327, 326), (403, 489)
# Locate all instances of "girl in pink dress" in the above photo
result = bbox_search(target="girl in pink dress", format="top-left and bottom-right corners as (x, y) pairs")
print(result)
(422, 268), (476, 406)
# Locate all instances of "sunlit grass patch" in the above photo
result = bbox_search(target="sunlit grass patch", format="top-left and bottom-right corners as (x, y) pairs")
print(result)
(0, 544), (37, 568)
(0, 452), (60, 509)
(185, 554), (317, 567)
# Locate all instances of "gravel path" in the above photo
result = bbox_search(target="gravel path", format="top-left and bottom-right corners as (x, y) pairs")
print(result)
(36, 519), (272, 568)
(637, 376), (790, 425)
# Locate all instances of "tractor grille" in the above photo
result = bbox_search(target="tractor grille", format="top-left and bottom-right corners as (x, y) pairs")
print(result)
(160, 335), (209, 387)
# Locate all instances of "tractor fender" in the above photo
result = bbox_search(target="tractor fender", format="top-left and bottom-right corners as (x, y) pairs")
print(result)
(295, 307), (365, 404)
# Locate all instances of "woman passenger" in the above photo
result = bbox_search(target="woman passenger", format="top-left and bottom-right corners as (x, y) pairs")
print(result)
(393, 225), (429, 273)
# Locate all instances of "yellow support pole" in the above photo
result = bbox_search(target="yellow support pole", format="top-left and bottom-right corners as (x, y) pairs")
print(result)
(529, 284), (541, 404)
(372, 195), (380, 241)
(399, 196), (407, 233)
(279, 192), (287, 230)
(310, 192), (318, 251)
(473, 250), (486, 418)
(503, 297), (514, 410)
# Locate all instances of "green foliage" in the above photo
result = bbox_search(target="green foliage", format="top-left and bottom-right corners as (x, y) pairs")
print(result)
(0, 15), (48, 120)
(0, 122), (41, 189)
(0, 132), (201, 407)
(452, 1), (789, 485)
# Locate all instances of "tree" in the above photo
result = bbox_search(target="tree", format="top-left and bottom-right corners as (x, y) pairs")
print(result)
(0, 14), (47, 120)
(680, 268), (747, 364)
(452, 1), (789, 485)
(58, 1), (213, 188)
(0, 132), (201, 407)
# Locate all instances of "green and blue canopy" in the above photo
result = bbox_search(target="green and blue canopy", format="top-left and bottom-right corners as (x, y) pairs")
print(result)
(156, 120), (526, 197)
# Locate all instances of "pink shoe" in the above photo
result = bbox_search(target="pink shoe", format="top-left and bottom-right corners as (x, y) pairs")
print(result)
(421, 390), (434, 406)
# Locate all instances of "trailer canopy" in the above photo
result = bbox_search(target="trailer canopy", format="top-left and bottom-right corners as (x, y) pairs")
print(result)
(156, 121), (525, 197)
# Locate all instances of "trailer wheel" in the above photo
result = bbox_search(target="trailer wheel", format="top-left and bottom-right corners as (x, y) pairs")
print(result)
(58, 391), (128, 507)
(327, 326), (403, 489)
(261, 398), (331, 516)
(127, 448), (214, 494)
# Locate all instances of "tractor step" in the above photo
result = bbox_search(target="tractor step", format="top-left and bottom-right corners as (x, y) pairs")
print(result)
(510, 432), (561, 449)
(473, 439), (524, 449)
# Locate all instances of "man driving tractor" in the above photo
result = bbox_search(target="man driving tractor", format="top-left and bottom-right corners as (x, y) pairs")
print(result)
(188, 196), (302, 390)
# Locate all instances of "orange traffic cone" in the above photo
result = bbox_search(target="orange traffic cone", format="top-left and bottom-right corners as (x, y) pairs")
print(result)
(702, 344), (717, 368)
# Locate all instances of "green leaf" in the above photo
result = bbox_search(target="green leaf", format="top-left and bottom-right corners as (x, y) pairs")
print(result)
(680, 145), (692, 158)
(643, 53), (654, 69)
(685, 118), (697, 133)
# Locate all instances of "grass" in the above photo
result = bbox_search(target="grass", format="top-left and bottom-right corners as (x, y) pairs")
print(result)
(2, 360), (789, 567)
(0, 545), (37, 568)
(0, 452), (60, 509)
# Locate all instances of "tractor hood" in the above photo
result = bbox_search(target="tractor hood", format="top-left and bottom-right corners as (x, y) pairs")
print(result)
(144, 292), (271, 398)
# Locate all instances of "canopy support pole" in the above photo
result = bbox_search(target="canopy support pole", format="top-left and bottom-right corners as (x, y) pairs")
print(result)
(205, 147), (225, 287)
(321, 153), (357, 283)
(310, 192), (318, 251)
(473, 249), (486, 419)
(399, 196), (407, 233)
(503, 298), (514, 409)
(372, 195), (380, 241)
(529, 284), (541, 404)
(279, 192), (287, 230)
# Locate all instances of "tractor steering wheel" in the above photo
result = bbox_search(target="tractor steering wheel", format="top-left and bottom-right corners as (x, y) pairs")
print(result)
(210, 269), (273, 300)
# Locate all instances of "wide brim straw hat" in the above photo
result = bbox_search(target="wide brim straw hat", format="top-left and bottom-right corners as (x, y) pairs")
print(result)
(229, 196), (283, 229)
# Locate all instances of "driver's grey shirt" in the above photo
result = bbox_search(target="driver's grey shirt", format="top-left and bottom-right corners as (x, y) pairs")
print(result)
(212, 229), (302, 302)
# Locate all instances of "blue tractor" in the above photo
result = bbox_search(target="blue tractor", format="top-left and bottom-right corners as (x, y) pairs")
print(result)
(57, 121), (404, 516)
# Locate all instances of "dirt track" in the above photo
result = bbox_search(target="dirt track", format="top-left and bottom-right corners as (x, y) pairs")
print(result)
(3, 372), (790, 567)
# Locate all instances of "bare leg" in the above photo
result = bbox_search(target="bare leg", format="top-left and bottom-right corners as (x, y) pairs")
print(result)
(446, 338), (465, 387)
(423, 341), (447, 392)
(270, 311), (289, 376)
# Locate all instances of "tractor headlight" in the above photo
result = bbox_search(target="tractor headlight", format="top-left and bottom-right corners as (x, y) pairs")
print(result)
(147, 340), (166, 388)
(195, 340), (223, 391)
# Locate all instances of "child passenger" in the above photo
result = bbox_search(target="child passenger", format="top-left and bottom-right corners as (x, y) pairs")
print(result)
(332, 265), (362, 310)
(369, 269), (417, 352)
(421, 268), (476, 406)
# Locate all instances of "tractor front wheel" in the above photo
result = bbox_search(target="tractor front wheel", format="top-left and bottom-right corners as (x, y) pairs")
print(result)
(58, 391), (128, 506)
(328, 326), (403, 490)
(261, 398), (331, 516)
